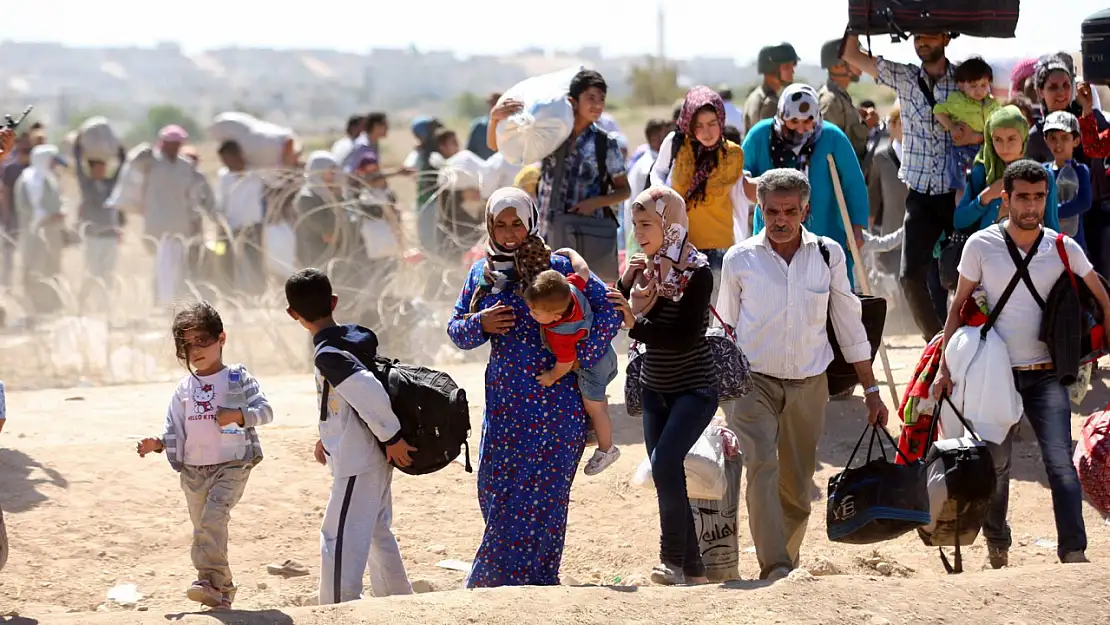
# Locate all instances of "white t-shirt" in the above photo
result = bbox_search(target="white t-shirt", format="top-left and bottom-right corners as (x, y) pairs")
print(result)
(958, 225), (1093, 366)
(174, 368), (248, 466)
(216, 168), (265, 230)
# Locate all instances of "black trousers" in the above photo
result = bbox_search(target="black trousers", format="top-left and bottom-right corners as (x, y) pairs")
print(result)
(899, 190), (956, 340)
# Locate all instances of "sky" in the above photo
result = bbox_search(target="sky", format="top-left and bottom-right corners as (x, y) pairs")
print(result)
(3, 0), (1105, 65)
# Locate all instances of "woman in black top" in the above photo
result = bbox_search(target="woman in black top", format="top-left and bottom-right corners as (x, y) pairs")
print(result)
(611, 186), (717, 585)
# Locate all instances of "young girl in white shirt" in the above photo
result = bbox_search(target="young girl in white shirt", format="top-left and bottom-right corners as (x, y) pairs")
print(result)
(137, 302), (273, 611)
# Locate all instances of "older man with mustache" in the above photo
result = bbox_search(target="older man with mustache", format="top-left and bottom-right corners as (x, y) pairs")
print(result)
(716, 168), (888, 581)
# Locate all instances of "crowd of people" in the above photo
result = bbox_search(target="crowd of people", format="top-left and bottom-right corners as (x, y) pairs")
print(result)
(0, 25), (1107, 613)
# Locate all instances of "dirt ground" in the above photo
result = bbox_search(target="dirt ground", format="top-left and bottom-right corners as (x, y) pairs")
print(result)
(2, 335), (1110, 624)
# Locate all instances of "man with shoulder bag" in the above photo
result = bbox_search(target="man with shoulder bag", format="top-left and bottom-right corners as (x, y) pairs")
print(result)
(934, 160), (1110, 569)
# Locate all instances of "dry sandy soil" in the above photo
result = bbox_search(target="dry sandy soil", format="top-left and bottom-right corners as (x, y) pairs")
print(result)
(2, 335), (1110, 624)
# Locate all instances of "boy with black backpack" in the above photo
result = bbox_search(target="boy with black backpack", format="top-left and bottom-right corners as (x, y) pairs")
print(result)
(284, 268), (415, 604)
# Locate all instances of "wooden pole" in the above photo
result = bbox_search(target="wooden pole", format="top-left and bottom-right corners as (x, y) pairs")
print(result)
(826, 153), (900, 409)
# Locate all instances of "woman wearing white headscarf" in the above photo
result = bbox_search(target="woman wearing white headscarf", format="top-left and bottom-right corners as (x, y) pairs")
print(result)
(15, 144), (66, 313)
(293, 150), (345, 267)
(447, 187), (622, 588)
(741, 84), (870, 286)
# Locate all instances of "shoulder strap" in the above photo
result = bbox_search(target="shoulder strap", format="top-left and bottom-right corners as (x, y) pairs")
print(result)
(319, 380), (331, 422)
(669, 132), (682, 172)
(546, 138), (574, 213)
(982, 226), (1046, 338)
(1056, 233), (1082, 293)
(817, 239), (831, 266)
(917, 72), (938, 110)
(594, 129), (611, 196)
(1000, 227), (1047, 310)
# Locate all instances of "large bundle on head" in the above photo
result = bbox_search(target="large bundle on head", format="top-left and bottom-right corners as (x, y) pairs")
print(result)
(847, 0), (1020, 40)
(104, 143), (156, 214)
(77, 116), (122, 162)
(208, 112), (296, 168)
(495, 66), (582, 166)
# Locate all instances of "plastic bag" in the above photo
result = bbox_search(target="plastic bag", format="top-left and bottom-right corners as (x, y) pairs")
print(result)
(495, 66), (581, 166)
(361, 218), (400, 260)
(209, 112), (296, 168)
(437, 150), (486, 191)
(77, 116), (121, 162)
(631, 424), (729, 501)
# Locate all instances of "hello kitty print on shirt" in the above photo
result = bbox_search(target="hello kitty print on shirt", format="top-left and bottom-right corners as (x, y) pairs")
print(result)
(193, 383), (216, 416)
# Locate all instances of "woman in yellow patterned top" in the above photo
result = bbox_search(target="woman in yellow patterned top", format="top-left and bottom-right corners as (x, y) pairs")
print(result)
(649, 86), (755, 294)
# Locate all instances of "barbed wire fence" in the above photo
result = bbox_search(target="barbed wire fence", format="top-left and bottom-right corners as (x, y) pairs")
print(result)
(0, 167), (489, 390)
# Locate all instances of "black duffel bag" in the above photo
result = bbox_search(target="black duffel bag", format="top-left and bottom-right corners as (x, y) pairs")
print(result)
(818, 241), (887, 396)
(827, 425), (931, 544)
(848, 0), (1020, 40)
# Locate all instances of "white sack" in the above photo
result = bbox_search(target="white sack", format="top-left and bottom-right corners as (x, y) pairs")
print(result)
(495, 66), (581, 166)
(209, 112), (295, 168)
(77, 116), (121, 162)
(263, 221), (296, 279)
(104, 144), (155, 214)
(437, 150), (486, 191)
(632, 424), (728, 501)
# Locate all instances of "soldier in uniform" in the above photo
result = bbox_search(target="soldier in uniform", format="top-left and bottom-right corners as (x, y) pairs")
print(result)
(818, 38), (871, 161)
(743, 43), (799, 132)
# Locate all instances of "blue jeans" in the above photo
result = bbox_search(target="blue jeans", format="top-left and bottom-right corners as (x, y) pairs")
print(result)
(641, 386), (719, 577)
(983, 369), (1086, 559)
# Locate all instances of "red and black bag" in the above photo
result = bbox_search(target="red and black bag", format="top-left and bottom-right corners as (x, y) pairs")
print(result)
(848, 0), (1020, 40)
(1075, 403), (1110, 515)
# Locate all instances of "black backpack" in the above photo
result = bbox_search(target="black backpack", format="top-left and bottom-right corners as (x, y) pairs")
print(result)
(319, 354), (472, 476)
(643, 132), (684, 194)
(917, 394), (996, 574)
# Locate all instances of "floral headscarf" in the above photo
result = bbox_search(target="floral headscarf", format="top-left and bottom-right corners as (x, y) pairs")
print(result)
(628, 186), (709, 316)
(770, 84), (825, 172)
(469, 187), (552, 313)
(676, 85), (726, 205)
(974, 105), (1030, 185)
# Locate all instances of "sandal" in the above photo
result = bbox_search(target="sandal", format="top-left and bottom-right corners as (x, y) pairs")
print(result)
(266, 559), (309, 577)
(649, 563), (685, 586)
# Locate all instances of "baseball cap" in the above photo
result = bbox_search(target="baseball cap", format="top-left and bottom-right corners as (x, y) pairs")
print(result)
(1043, 111), (1080, 136)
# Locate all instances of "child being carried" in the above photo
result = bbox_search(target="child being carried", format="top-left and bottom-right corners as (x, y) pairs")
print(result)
(933, 57), (1000, 198)
(525, 248), (621, 476)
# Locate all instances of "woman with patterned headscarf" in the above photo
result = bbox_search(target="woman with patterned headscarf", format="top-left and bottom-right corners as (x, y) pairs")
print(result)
(743, 84), (870, 286)
(447, 187), (622, 589)
(609, 185), (716, 586)
(649, 86), (748, 288)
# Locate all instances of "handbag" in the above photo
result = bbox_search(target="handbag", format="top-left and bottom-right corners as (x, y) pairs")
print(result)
(918, 394), (996, 574)
(623, 306), (753, 417)
(816, 241), (887, 395)
(826, 424), (931, 544)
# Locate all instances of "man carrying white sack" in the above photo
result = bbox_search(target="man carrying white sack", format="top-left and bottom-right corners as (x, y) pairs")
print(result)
(141, 125), (205, 306)
(716, 168), (887, 581)
(934, 160), (1110, 569)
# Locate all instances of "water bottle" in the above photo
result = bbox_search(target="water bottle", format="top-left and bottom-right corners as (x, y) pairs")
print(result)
(221, 368), (246, 435)
(1057, 163), (1081, 237)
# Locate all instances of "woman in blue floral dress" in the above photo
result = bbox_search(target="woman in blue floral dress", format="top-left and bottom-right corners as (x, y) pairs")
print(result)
(447, 187), (622, 587)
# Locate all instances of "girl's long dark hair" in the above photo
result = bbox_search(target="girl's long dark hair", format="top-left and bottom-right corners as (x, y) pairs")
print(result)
(172, 301), (224, 375)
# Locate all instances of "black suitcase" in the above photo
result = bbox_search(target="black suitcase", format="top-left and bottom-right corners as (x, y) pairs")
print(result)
(848, 0), (1020, 40)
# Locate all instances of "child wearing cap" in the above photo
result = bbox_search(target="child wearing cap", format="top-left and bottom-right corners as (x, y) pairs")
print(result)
(1043, 110), (1092, 250)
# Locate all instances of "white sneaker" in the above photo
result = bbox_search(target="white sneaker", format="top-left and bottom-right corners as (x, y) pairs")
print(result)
(584, 446), (621, 476)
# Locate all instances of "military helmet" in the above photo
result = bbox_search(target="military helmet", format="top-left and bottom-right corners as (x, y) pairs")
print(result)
(757, 43), (800, 75)
(821, 39), (845, 70)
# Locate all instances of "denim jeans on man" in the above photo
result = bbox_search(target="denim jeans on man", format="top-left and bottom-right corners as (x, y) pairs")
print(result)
(983, 369), (1086, 560)
(641, 386), (719, 578)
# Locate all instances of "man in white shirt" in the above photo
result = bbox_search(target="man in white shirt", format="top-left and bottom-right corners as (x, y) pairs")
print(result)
(717, 85), (745, 139)
(716, 168), (887, 581)
(331, 115), (366, 167)
(624, 119), (670, 252)
(935, 160), (1110, 569)
(216, 141), (267, 295)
